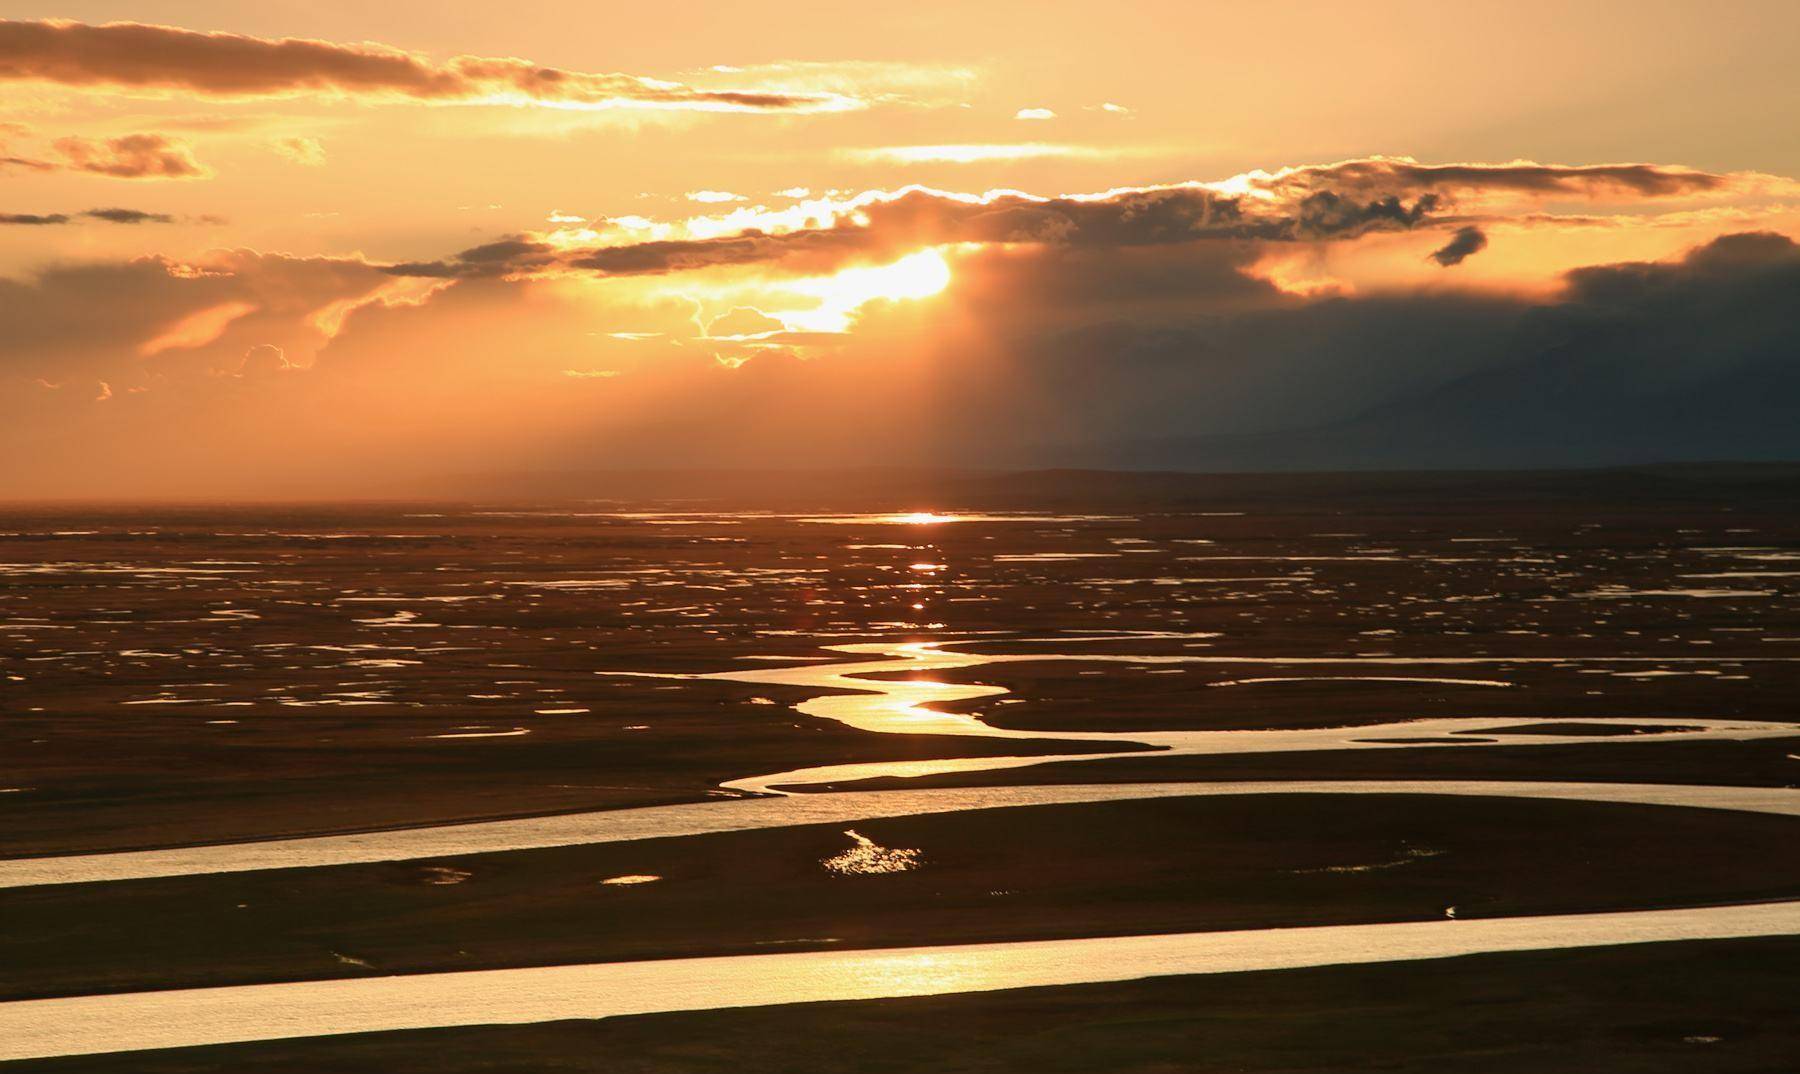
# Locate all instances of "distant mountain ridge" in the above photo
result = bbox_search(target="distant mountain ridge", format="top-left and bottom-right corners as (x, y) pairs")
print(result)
(414, 462), (1800, 508)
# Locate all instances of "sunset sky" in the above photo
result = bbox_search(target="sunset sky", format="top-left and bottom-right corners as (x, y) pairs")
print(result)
(3, 1), (1798, 496)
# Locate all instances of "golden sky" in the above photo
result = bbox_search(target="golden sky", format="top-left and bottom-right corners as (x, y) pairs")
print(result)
(3, 2), (1799, 495)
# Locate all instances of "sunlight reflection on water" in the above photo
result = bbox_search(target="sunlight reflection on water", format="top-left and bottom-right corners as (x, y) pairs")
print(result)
(4, 900), (1796, 1062)
(822, 830), (922, 876)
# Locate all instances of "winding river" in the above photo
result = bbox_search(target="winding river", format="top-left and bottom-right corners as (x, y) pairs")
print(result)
(3, 637), (1798, 1061)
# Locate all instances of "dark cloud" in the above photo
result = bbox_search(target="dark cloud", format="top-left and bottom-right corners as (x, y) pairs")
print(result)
(1, 207), (187, 225)
(0, 19), (856, 112)
(1272, 158), (1730, 199)
(0, 250), (393, 385)
(82, 207), (178, 224)
(383, 237), (559, 279)
(1292, 190), (1439, 235)
(1045, 233), (1800, 469)
(1563, 229), (1797, 299)
(1429, 225), (1488, 266)
(377, 260), (460, 279)
(853, 185), (1445, 248)
(567, 229), (873, 275)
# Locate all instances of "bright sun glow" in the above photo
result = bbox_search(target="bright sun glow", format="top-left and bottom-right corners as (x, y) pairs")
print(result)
(775, 249), (952, 332)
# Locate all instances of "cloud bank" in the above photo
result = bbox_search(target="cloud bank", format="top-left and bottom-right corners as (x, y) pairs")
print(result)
(384, 157), (1773, 282)
(0, 157), (1795, 495)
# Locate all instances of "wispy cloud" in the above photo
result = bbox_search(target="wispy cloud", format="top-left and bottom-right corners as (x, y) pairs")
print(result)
(50, 133), (209, 179)
(0, 18), (863, 113)
(1, 206), (185, 225)
(684, 59), (977, 107)
(270, 136), (325, 167)
(2, 132), (210, 178)
(844, 143), (1113, 164)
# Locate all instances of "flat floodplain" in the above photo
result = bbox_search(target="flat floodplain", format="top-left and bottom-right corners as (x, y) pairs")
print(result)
(2, 473), (1798, 1068)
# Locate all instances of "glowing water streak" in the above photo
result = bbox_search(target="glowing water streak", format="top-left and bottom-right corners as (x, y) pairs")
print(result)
(2, 899), (1795, 1062)
(701, 640), (1800, 792)
(5, 780), (1797, 889)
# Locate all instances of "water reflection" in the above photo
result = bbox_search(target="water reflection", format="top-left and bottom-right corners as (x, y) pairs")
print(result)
(4, 899), (1795, 1062)
(796, 512), (1128, 525)
(11, 780), (1798, 888)
(705, 639), (1800, 793)
(823, 830), (922, 876)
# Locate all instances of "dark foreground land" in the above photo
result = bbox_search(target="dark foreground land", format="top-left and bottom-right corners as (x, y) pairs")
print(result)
(8, 794), (1799, 1000)
(2, 466), (1798, 1070)
(14, 938), (1799, 1074)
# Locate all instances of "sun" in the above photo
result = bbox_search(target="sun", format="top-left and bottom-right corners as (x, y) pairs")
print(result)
(775, 248), (953, 332)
